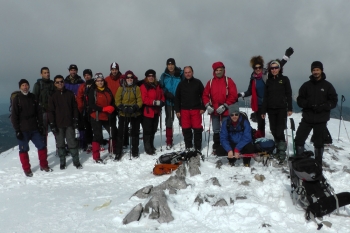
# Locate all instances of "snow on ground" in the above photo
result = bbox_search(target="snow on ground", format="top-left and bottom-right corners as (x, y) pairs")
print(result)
(1, 109), (350, 233)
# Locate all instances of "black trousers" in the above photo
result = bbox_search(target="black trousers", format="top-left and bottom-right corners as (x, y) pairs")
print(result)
(267, 108), (287, 142)
(295, 120), (326, 148)
(256, 107), (265, 132)
(216, 142), (255, 164)
(116, 115), (141, 154)
(90, 118), (116, 144)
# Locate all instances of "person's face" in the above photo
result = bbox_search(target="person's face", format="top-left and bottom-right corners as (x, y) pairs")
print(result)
(126, 76), (133, 85)
(41, 69), (50, 79)
(230, 112), (240, 122)
(215, 68), (224, 78)
(167, 64), (175, 73)
(253, 65), (262, 75)
(20, 83), (29, 93)
(312, 68), (322, 80)
(54, 78), (65, 90)
(270, 64), (280, 76)
(147, 74), (155, 83)
(184, 67), (193, 79)
(69, 69), (77, 78)
(111, 68), (119, 76)
(84, 74), (92, 81)
(95, 78), (104, 88)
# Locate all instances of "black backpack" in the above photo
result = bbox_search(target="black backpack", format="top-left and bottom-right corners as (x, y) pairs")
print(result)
(8, 91), (21, 118)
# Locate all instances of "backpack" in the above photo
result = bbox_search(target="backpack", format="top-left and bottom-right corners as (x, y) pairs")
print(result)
(153, 163), (182, 175)
(36, 79), (54, 111)
(288, 153), (350, 229)
(8, 91), (21, 118)
(254, 138), (275, 154)
(153, 150), (198, 175)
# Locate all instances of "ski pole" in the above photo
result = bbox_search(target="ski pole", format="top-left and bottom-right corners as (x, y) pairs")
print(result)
(160, 111), (163, 152)
(129, 116), (132, 160)
(285, 117), (289, 159)
(203, 114), (206, 142)
(109, 114), (113, 157)
(338, 95), (345, 141)
(290, 118), (296, 156)
(206, 115), (212, 158)
(178, 116), (182, 149)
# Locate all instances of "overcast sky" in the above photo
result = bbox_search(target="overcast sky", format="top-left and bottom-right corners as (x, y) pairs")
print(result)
(1, 0), (349, 108)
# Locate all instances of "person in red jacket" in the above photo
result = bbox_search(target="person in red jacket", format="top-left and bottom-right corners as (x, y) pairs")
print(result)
(202, 61), (238, 154)
(88, 73), (116, 163)
(76, 69), (94, 153)
(140, 69), (165, 155)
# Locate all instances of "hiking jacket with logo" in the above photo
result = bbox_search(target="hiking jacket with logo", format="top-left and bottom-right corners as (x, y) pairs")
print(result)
(48, 88), (78, 128)
(202, 76), (238, 116)
(88, 86), (115, 121)
(159, 67), (183, 106)
(220, 116), (253, 153)
(140, 81), (164, 118)
(115, 84), (143, 117)
(297, 73), (338, 123)
(64, 75), (85, 96)
(11, 92), (41, 132)
(105, 72), (122, 96)
(174, 76), (205, 113)
(261, 73), (293, 114)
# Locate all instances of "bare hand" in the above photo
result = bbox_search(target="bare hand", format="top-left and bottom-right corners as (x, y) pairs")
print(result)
(287, 111), (293, 116)
(176, 113), (181, 118)
(200, 110), (205, 115)
(261, 114), (266, 119)
(227, 151), (234, 158)
(234, 152), (240, 159)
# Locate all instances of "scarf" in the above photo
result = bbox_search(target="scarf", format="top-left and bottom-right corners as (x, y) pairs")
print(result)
(251, 72), (262, 112)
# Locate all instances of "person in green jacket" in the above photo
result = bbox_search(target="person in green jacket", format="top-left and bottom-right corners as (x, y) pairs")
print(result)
(114, 70), (143, 160)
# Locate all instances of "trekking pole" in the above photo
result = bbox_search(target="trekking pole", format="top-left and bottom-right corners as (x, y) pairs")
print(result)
(206, 115), (212, 158)
(109, 115), (113, 158)
(129, 116), (132, 160)
(285, 118), (289, 159)
(178, 117), (182, 149)
(338, 95), (345, 141)
(203, 114), (206, 142)
(160, 111), (163, 152)
(289, 118), (296, 156)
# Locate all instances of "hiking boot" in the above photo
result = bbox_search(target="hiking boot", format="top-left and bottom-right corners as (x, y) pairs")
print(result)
(74, 163), (83, 169)
(244, 163), (250, 168)
(132, 153), (139, 158)
(113, 154), (122, 161)
(166, 144), (173, 150)
(24, 170), (33, 177)
(60, 163), (66, 170)
(228, 158), (236, 166)
(40, 167), (53, 172)
(94, 159), (104, 164)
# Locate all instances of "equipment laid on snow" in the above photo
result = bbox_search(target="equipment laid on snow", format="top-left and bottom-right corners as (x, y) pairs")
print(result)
(288, 153), (350, 230)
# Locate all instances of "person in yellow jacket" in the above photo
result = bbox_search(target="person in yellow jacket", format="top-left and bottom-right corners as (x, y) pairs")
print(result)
(114, 70), (143, 160)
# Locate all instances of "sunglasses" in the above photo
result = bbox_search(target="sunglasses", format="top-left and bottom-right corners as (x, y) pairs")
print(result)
(230, 113), (239, 117)
(147, 74), (155, 77)
(270, 66), (280, 70)
(126, 76), (134, 79)
(254, 66), (262, 70)
(55, 81), (64, 84)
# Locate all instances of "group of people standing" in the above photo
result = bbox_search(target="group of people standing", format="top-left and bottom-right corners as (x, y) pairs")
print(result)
(11, 47), (338, 176)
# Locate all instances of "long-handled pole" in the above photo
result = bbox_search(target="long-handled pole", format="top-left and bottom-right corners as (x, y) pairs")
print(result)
(203, 114), (206, 142)
(338, 95), (346, 141)
(160, 111), (163, 152)
(285, 118), (289, 159)
(290, 118), (296, 156)
(206, 115), (212, 158)
(129, 116), (132, 160)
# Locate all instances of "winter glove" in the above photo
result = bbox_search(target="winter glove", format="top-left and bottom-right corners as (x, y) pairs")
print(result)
(216, 104), (228, 115)
(75, 129), (80, 139)
(285, 47), (294, 58)
(206, 104), (214, 115)
(50, 123), (58, 135)
(238, 92), (245, 98)
(164, 92), (175, 101)
(124, 106), (134, 114)
(153, 100), (165, 107)
(16, 131), (24, 140)
(132, 105), (139, 113)
(102, 106), (115, 114)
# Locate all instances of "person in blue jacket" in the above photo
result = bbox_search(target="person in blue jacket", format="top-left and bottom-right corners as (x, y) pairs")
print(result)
(217, 103), (255, 167)
(159, 58), (184, 149)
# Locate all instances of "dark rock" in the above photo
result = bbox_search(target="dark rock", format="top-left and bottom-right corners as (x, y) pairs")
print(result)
(122, 203), (143, 225)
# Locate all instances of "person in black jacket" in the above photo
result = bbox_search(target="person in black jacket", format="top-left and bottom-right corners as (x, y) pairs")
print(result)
(11, 79), (52, 177)
(294, 61), (338, 166)
(48, 75), (82, 170)
(261, 59), (293, 164)
(175, 66), (205, 154)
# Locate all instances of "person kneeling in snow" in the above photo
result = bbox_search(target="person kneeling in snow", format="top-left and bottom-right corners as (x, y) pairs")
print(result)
(217, 103), (255, 167)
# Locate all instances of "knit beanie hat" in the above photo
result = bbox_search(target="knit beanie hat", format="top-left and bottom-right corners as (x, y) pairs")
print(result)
(94, 73), (104, 80)
(311, 61), (323, 71)
(68, 64), (78, 71)
(145, 69), (156, 77)
(110, 62), (119, 70)
(166, 58), (176, 66)
(19, 79), (29, 88)
(83, 69), (92, 76)
(228, 103), (240, 115)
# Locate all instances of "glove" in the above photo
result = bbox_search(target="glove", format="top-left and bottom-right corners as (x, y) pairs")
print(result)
(75, 129), (80, 139)
(16, 131), (24, 140)
(102, 106), (115, 114)
(164, 92), (175, 101)
(238, 92), (245, 98)
(216, 104), (227, 115)
(124, 106), (134, 114)
(285, 47), (294, 57)
(153, 100), (164, 107)
(50, 123), (58, 135)
(206, 104), (214, 115)
(132, 105), (139, 112)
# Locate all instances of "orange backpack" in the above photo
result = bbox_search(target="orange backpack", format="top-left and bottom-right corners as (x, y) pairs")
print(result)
(152, 162), (182, 176)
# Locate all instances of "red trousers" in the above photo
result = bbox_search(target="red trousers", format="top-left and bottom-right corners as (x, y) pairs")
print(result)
(180, 109), (202, 129)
